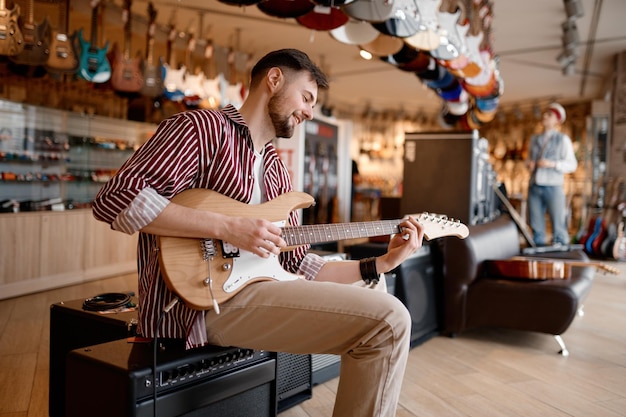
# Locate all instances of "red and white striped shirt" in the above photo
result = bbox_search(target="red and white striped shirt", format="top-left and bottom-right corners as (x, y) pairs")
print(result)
(93, 105), (325, 348)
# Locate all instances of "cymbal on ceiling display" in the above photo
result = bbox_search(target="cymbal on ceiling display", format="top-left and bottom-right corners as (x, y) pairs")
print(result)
(397, 49), (431, 72)
(341, 0), (396, 23)
(403, 0), (441, 51)
(296, 6), (350, 31)
(218, 0), (263, 5)
(445, 93), (469, 116)
(436, 79), (463, 101)
(379, 43), (428, 72)
(415, 57), (445, 81)
(360, 33), (404, 56)
(312, 0), (356, 6)
(257, 0), (315, 18)
(371, 0), (420, 38)
(330, 19), (379, 45)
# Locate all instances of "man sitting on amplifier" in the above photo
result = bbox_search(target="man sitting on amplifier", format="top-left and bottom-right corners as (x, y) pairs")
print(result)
(93, 48), (424, 417)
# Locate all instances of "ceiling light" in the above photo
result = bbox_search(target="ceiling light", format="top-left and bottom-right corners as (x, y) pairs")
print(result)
(359, 49), (373, 60)
(564, 0), (584, 20)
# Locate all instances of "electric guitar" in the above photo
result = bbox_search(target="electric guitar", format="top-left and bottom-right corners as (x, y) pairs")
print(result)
(139, 2), (164, 97)
(77, 0), (111, 83)
(612, 221), (626, 260)
(0, 0), (24, 56)
(9, 0), (50, 66)
(158, 189), (469, 311)
(45, 0), (78, 74)
(110, 0), (143, 93)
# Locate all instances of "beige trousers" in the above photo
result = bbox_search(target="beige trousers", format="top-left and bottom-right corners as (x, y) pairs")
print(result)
(204, 277), (412, 417)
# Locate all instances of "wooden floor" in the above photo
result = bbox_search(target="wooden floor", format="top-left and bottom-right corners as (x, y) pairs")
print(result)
(1, 264), (625, 417)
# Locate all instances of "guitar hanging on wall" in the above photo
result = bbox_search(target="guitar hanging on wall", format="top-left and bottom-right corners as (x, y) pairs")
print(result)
(158, 188), (469, 311)
(139, 1), (164, 98)
(77, 0), (111, 83)
(110, 0), (143, 93)
(0, 0), (24, 57)
(45, 0), (79, 74)
(9, 0), (51, 73)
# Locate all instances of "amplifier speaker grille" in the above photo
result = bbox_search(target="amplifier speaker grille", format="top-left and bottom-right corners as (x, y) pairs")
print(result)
(276, 352), (312, 412)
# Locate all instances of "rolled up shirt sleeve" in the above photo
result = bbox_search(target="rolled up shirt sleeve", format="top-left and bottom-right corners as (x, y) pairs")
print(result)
(298, 252), (328, 281)
(112, 187), (170, 234)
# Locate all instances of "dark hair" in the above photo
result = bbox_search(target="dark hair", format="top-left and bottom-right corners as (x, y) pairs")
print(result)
(250, 48), (329, 89)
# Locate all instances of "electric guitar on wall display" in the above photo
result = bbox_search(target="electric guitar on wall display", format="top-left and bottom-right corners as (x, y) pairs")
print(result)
(77, 0), (111, 83)
(9, 0), (51, 66)
(140, 2), (164, 97)
(110, 0), (143, 93)
(45, 0), (78, 74)
(0, 0), (24, 56)
(158, 189), (469, 311)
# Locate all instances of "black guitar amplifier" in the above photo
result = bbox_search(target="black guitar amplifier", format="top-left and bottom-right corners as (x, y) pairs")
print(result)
(49, 296), (139, 417)
(349, 242), (441, 348)
(66, 338), (277, 417)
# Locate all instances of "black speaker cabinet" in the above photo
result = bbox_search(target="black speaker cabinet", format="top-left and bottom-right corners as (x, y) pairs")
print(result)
(276, 353), (312, 412)
(349, 243), (441, 348)
(393, 245), (441, 347)
(66, 339), (277, 417)
(401, 130), (480, 225)
(49, 296), (139, 417)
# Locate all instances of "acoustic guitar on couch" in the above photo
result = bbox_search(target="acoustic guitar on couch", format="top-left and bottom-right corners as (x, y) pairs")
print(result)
(158, 189), (469, 312)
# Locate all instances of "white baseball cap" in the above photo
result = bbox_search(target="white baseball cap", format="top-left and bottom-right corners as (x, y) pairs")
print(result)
(548, 102), (566, 123)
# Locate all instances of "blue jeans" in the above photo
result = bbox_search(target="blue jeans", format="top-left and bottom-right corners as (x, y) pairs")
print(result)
(528, 184), (569, 245)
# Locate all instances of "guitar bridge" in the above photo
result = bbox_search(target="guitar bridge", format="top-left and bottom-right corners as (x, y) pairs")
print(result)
(200, 239), (216, 261)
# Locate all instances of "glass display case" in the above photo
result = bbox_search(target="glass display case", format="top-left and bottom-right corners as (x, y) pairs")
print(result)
(0, 100), (154, 212)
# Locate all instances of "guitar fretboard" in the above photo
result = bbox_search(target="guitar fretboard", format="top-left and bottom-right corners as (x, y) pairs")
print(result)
(281, 220), (402, 246)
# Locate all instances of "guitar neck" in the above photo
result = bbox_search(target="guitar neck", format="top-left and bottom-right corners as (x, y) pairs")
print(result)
(58, 0), (69, 33)
(282, 220), (401, 247)
(89, 3), (99, 46)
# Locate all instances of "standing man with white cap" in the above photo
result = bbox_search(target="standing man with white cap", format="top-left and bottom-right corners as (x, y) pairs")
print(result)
(526, 102), (578, 246)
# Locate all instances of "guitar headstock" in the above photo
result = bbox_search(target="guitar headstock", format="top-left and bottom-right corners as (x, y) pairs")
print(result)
(410, 213), (469, 240)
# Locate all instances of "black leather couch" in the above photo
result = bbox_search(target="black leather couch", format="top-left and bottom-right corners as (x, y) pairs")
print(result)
(439, 215), (596, 355)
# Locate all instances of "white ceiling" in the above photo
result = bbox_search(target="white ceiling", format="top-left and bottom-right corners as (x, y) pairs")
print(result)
(84, 0), (626, 119)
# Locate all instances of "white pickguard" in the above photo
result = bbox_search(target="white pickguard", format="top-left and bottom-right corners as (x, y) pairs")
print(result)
(221, 220), (302, 293)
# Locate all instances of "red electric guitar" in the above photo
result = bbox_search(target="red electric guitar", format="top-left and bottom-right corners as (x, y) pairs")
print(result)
(110, 0), (143, 93)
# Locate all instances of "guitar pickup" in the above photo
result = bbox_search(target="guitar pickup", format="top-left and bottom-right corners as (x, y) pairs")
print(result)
(220, 241), (240, 259)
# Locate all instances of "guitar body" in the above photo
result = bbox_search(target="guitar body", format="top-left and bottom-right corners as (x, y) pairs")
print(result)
(158, 189), (316, 310)
(77, 28), (111, 83)
(600, 222), (617, 258)
(486, 257), (618, 280)
(9, 17), (51, 66)
(110, 52), (143, 93)
(612, 222), (626, 260)
(163, 63), (186, 101)
(45, 30), (79, 74)
(486, 259), (571, 280)
(585, 217), (602, 255)
(140, 61), (164, 97)
(0, 2), (24, 56)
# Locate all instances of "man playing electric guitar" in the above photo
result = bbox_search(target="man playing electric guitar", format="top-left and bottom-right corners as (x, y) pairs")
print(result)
(93, 49), (425, 417)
